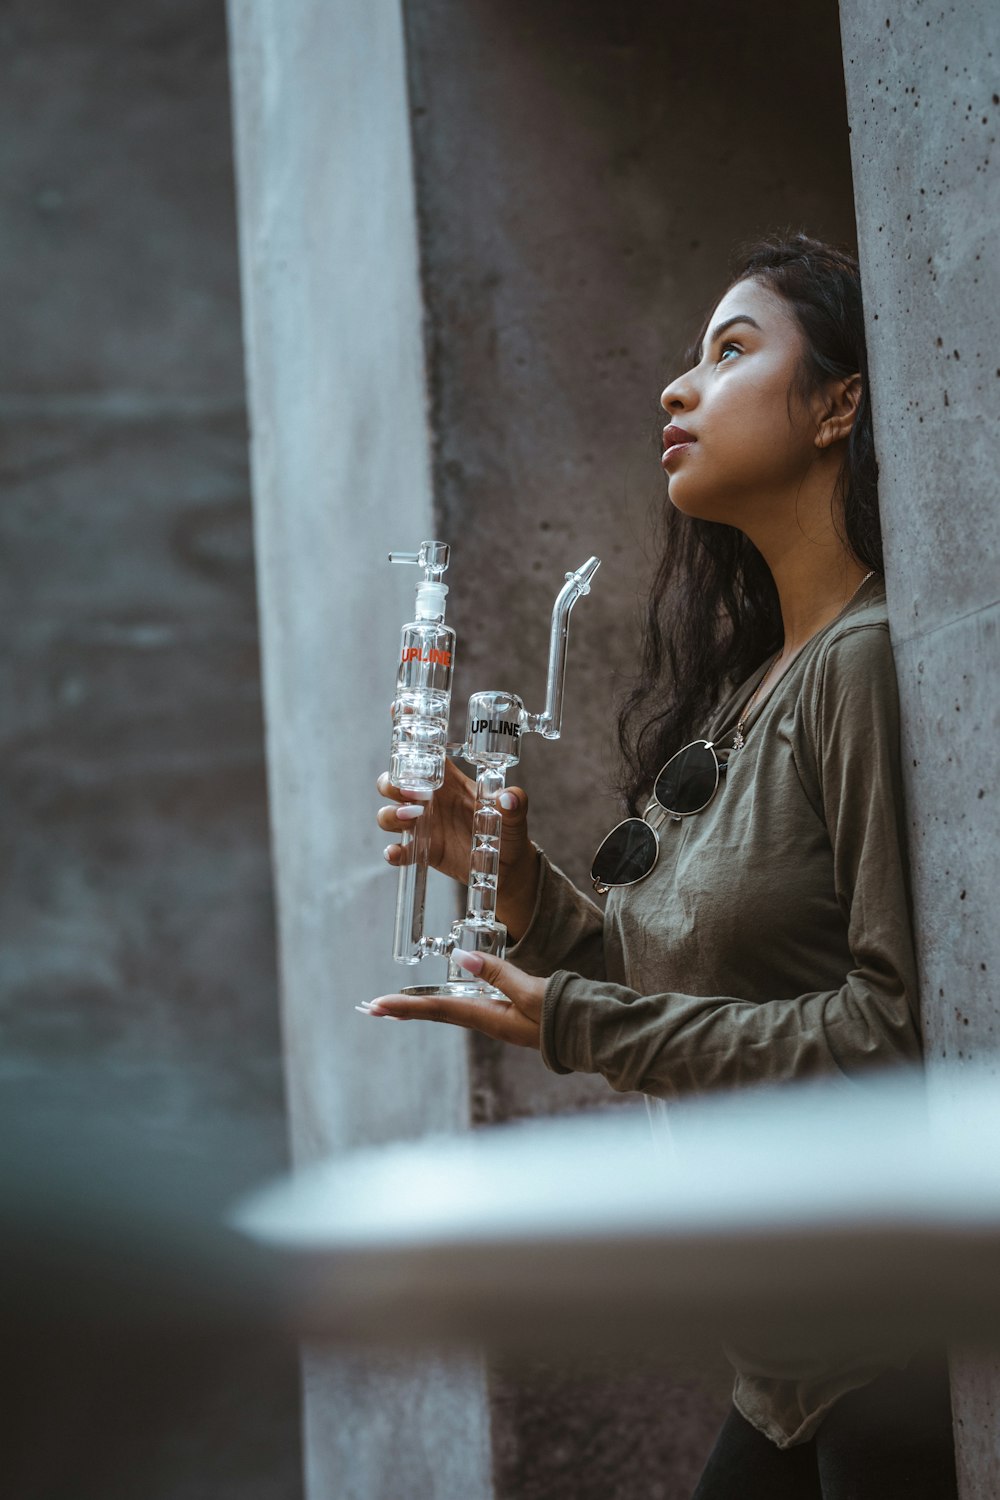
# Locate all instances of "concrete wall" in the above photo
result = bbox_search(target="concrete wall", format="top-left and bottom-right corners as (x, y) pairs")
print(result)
(0, 1), (300, 1494)
(839, 4), (1000, 1495)
(224, 3), (493, 1497)
(402, 1), (860, 1493)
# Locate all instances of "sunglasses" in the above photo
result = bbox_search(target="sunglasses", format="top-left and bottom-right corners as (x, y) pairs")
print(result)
(591, 739), (730, 893)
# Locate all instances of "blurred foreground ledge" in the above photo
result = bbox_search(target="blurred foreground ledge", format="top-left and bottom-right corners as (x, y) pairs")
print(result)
(231, 1064), (1000, 1362)
(3, 1063), (998, 1498)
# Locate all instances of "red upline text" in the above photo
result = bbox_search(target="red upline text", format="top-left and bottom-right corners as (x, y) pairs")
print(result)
(401, 646), (453, 667)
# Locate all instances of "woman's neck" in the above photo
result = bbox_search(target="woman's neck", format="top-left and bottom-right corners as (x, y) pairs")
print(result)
(773, 556), (873, 656)
(738, 457), (877, 657)
(746, 516), (874, 657)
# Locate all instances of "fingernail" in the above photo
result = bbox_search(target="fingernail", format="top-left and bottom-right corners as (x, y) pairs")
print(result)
(452, 948), (485, 975)
(396, 804), (425, 820)
(499, 792), (518, 812)
(383, 845), (399, 863)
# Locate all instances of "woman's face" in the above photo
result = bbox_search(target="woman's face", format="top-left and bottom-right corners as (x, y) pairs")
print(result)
(659, 277), (823, 529)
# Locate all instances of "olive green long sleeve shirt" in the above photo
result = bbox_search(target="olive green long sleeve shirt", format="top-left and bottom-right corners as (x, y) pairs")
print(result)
(507, 576), (926, 1447)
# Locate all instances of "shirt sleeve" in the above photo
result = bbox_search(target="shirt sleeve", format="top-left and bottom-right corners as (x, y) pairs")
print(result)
(539, 623), (924, 1098)
(504, 845), (607, 981)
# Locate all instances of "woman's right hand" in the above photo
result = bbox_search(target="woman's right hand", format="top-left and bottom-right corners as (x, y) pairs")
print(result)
(376, 757), (538, 911)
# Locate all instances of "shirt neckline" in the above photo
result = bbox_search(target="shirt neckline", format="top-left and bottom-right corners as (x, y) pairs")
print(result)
(711, 573), (884, 751)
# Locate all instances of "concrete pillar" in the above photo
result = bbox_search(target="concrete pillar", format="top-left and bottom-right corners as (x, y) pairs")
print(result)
(225, 3), (492, 1496)
(839, 4), (1000, 1495)
(0, 3), (299, 1492)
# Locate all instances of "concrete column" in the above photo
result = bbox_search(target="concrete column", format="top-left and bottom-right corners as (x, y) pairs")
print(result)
(0, 2), (299, 1491)
(225, 3), (491, 1497)
(839, 4), (1000, 1495)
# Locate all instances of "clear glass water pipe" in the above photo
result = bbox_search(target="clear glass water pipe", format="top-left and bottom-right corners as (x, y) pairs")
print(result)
(387, 548), (599, 1000)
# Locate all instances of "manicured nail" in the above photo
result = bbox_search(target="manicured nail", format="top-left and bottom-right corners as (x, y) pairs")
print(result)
(452, 948), (485, 975)
(383, 846), (397, 863)
(499, 792), (517, 812)
(397, 804), (425, 820)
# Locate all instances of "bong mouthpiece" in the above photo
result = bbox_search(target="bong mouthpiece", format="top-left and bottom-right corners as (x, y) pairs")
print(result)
(569, 557), (601, 594)
(530, 555), (601, 739)
(388, 541), (450, 583)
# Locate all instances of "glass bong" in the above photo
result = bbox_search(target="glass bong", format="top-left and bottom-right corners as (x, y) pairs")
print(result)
(388, 540), (600, 999)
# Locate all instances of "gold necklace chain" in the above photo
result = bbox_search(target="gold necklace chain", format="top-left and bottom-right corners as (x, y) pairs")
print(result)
(730, 570), (877, 751)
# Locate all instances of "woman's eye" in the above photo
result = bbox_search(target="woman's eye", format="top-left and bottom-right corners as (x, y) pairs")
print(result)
(717, 341), (741, 363)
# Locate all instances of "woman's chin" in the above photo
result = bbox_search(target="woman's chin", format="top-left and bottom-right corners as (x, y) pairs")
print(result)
(667, 486), (730, 525)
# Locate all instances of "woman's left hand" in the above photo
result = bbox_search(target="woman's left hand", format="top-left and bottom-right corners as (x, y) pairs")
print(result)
(357, 949), (545, 1049)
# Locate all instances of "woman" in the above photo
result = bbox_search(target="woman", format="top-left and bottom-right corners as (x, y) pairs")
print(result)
(361, 232), (959, 1498)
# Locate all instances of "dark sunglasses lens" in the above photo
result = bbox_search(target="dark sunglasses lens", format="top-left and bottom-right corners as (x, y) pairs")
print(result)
(591, 818), (658, 888)
(653, 741), (719, 816)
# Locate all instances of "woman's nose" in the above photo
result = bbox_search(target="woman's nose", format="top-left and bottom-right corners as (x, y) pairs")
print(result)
(660, 371), (695, 413)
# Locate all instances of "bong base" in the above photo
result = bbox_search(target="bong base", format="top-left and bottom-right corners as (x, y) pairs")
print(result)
(399, 980), (509, 1002)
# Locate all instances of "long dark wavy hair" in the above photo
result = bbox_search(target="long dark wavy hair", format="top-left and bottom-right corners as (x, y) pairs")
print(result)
(616, 229), (883, 814)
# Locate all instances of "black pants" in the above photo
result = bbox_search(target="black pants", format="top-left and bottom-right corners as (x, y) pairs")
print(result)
(691, 1351), (958, 1500)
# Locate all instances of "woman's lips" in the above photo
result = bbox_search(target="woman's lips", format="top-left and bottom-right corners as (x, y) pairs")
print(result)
(661, 423), (697, 470)
(661, 441), (695, 469)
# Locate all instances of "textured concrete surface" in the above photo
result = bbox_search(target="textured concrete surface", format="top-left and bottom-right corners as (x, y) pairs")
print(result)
(840, 1), (999, 1494)
(226, 1), (493, 1496)
(0, 1), (301, 1494)
(0, 4), (244, 399)
(402, 1), (859, 1493)
(302, 1345), (492, 1500)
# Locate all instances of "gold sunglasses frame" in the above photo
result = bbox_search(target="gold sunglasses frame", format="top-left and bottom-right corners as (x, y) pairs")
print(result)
(590, 739), (729, 894)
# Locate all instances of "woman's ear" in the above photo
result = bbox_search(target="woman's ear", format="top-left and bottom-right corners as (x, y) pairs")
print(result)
(815, 373), (862, 448)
